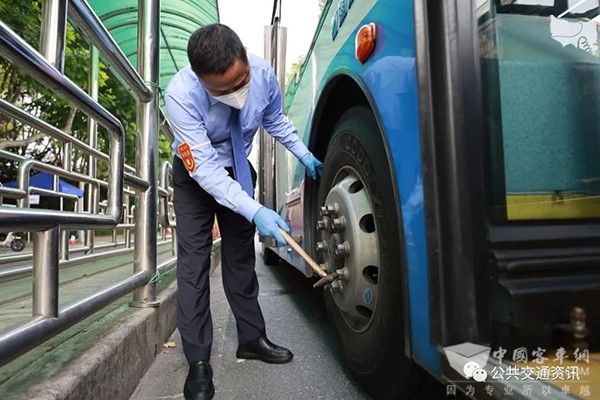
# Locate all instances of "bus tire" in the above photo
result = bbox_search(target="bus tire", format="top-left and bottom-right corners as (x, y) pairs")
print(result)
(317, 106), (421, 399)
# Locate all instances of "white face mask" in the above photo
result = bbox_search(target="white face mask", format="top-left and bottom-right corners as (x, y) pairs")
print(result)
(213, 80), (251, 109)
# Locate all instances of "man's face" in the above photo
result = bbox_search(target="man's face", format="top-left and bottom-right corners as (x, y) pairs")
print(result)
(199, 58), (250, 97)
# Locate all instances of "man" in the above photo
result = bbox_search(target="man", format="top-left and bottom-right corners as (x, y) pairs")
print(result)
(165, 24), (323, 400)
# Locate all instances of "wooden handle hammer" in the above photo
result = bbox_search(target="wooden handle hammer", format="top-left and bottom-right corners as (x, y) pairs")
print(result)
(278, 228), (341, 288)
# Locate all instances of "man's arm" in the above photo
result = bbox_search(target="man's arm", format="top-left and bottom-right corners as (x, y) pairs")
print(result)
(261, 69), (323, 180)
(165, 93), (261, 222)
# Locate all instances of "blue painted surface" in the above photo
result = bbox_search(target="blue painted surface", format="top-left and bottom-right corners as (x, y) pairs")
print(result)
(282, 0), (442, 376)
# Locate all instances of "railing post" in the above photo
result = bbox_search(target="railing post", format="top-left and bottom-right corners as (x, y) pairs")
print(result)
(60, 145), (72, 261)
(86, 46), (99, 254)
(40, 0), (68, 73)
(125, 195), (131, 248)
(40, 0), (70, 261)
(78, 182), (85, 243)
(33, 227), (59, 317)
(131, 0), (160, 308)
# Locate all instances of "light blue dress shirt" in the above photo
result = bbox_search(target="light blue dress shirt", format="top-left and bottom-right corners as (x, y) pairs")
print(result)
(165, 54), (310, 222)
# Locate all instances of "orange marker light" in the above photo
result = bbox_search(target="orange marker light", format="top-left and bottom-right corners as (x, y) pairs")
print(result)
(355, 23), (377, 63)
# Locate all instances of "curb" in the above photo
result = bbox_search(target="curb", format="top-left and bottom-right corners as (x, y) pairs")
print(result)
(16, 280), (178, 400)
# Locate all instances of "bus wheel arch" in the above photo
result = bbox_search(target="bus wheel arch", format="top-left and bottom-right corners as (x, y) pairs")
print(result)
(307, 102), (422, 398)
(304, 73), (372, 260)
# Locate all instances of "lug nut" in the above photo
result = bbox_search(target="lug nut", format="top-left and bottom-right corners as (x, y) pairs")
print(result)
(335, 267), (349, 281)
(320, 203), (339, 217)
(331, 217), (346, 231)
(335, 242), (350, 257)
(330, 280), (344, 294)
(327, 203), (339, 216)
(316, 241), (327, 252)
(316, 217), (330, 231)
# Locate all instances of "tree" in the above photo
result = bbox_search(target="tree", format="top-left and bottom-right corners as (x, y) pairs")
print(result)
(286, 60), (302, 86)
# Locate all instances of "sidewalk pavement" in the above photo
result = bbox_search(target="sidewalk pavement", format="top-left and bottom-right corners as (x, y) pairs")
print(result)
(130, 241), (369, 400)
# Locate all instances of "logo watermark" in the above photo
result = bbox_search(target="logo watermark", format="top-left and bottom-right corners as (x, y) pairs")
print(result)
(444, 342), (491, 382)
(442, 343), (593, 397)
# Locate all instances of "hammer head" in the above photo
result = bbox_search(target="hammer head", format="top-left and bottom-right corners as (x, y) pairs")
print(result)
(313, 272), (340, 288)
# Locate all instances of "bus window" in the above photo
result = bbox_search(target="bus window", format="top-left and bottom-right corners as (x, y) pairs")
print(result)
(476, 0), (600, 220)
(495, 0), (599, 17)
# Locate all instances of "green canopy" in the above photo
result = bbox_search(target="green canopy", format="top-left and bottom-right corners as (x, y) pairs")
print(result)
(88, 0), (219, 96)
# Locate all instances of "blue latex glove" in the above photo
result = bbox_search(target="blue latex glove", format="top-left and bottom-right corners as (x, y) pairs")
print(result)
(299, 152), (324, 180)
(252, 206), (290, 246)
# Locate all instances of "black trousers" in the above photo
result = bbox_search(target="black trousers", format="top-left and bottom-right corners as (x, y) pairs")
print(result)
(173, 156), (265, 363)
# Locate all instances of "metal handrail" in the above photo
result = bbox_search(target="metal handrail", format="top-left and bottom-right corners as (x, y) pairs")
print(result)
(0, 0), (150, 191)
(0, 0), (169, 367)
(0, 238), (174, 282)
(0, 270), (152, 364)
(159, 160), (176, 228)
(0, 98), (108, 161)
(0, 240), (126, 267)
(0, 187), (27, 199)
(0, 20), (124, 229)
(68, 0), (154, 102)
(29, 188), (81, 203)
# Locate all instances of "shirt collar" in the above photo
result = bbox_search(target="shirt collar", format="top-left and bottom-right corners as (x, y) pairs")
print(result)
(208, 92), (219, 106)
(189, 70), (219, 106)
(198, 82), (219, 106)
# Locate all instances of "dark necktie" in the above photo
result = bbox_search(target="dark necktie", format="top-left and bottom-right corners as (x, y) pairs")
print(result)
(229, 109), (253, 197)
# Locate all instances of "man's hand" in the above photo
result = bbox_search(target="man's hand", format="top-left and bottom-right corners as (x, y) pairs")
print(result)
(252, 207), (289, 246)
(299, 152), (324, 180)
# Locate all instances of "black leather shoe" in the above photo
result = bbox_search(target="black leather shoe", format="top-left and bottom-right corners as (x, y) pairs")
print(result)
(184, 361), (215, 400)
(236, 336), (293, 364)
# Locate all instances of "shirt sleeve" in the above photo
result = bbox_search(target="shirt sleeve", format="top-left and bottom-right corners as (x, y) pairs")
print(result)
(261, 69), (310, 160)
(165, 92), (262, 222)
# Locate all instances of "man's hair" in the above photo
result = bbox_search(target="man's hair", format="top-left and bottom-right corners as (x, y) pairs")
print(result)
(187, 24), (248, 76)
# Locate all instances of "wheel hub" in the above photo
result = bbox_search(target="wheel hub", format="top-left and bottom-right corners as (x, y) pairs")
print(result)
(316, 169), (379, 332)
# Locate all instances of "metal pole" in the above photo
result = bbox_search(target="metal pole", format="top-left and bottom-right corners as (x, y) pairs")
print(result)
(86, 47), (99, 253)
(60, 144), (72, 261)
(131, 0), (160, 308)
(259, 25), (286, 234)
(124, 196), (131, 248)
(0, 22), (125, 230)
(275, 27), (287, 109)
(68, 0), (154, 102)
(128, 204), (134, 248)
(40, 0), (69, 260)
(0, 270), (150, 367)
(40, 0), (68, 73)
(172, 229), (176, 255)
(78, 182), (85, 243)
(33, 227), (59, 317)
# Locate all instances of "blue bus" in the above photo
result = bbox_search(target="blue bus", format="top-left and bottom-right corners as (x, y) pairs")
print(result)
(259, 0), (600, 398)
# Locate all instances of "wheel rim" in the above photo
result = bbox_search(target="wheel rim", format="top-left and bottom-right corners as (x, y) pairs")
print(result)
(317, 167), (379, 333)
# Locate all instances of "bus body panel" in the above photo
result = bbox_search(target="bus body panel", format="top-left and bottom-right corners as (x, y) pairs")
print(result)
(277, 0), (441, 375)
(268, 0), (600, 396)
